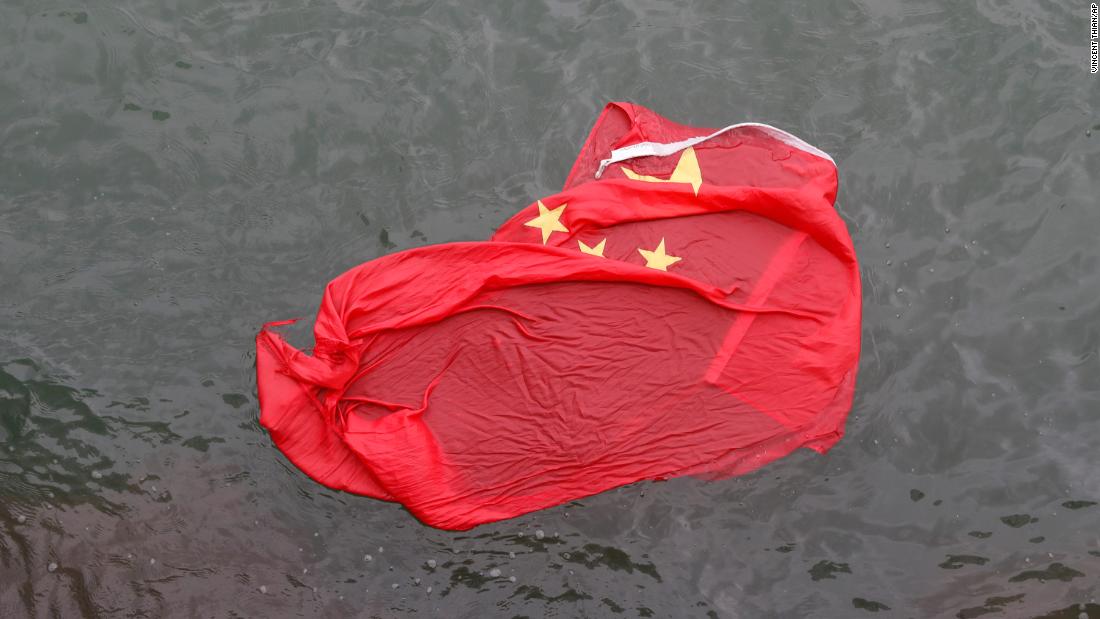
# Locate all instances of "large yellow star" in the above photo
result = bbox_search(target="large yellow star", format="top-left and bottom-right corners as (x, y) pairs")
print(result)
(578, 238), (606, 257)
(621, 147), (703, 195)
(638, 238), (682, 271)
(524, 200), (568, 244)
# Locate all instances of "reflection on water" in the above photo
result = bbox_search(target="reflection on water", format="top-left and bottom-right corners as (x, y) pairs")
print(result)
(1, 0), (1098, 616)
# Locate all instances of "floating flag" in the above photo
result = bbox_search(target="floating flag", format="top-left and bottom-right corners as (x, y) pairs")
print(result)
(256, 103), (860, 530)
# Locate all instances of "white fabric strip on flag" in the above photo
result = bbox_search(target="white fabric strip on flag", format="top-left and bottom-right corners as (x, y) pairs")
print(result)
(594, 122), (836, 179)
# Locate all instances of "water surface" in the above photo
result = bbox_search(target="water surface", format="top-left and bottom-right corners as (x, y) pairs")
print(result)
(1, 1), (1098, 616)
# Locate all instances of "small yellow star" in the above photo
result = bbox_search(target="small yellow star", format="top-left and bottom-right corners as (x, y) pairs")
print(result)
(524, 200), (569, 244)
(637, 238), (682, 271)
(578, 238), (606, 257)
(621, 147), (703, 195)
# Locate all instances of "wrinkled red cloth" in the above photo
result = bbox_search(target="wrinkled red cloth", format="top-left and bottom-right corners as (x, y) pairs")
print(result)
(256, 103), (860, 530)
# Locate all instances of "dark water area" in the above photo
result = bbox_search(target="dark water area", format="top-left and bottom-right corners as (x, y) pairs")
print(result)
(1, 0), (1098, 616)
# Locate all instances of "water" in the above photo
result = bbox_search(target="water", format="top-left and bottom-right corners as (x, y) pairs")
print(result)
(1, 1), (1097, 616)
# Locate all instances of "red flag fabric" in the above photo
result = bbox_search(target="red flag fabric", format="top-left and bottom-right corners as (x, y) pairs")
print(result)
(256, 103), (860, 530)
(492, 102), (858, 454)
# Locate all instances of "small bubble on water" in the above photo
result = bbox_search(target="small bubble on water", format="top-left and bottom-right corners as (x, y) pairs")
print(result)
(563, 552), (571, 560)
(259, 585), (267, 594)
(47, 562), (58, 573)
(16, 515), (26, 524)
(508, 576), (516, 583)
(91, 471), (103, 480)
(313, 532), (319, 537)
(535, 530), (545, 540)
(364, 554), (372, 562)
(426, 559), (436, 568)
(896, 288), (903, 294)
(489, 568), (501, 578)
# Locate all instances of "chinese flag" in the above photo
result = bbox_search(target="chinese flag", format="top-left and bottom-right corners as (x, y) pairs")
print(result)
(256, 103), (860, 530)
